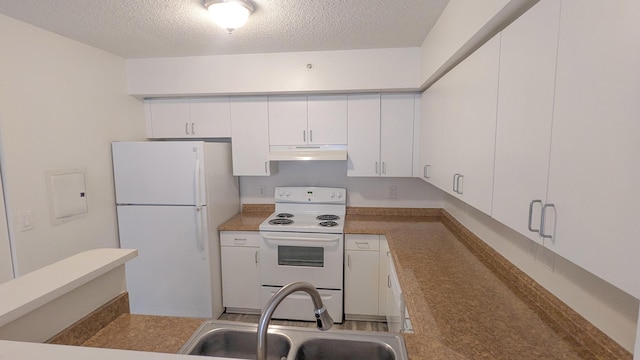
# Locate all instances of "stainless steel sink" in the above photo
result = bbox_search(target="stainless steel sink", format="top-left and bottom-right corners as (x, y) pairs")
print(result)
(295, 338), (397, 360)
(181, 326), (291, 360)
(179, 320), (407, 360)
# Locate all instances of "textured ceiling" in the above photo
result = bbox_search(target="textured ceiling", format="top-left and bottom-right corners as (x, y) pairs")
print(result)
(0, 0), (449, 59)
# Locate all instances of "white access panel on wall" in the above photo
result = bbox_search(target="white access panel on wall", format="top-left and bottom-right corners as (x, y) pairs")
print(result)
(46, 168), (88, 225)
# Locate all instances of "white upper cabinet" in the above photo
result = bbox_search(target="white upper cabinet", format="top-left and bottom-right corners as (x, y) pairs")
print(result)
(492, 0), (561, 244)
(307, 95), (348, 144)
(545, 0), (640, 298)
(380, 94), (415, 177)
(146, 98), (231, 138)
(188, 98), (232, 137)
(418, 85), (445, 189)
(347, 95), (381, 177)
(438, 34), (501, 215)
(347, 94), (416, 177)
(268, 96), (308, 146)
(230, 97), (276, 176)
(268, 96), (347, 146)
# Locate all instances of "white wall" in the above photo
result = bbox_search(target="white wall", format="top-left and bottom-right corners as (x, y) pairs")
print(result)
(444, 194), (639, 352)
(0, 14), (146, 275)
(240, 161), (443, 208)
(0, 176), (13, 283)
(126, 48), (421, 97)
(420, 0), (536, 86)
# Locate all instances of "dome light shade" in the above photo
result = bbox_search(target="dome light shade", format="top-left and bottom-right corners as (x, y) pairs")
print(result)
(204, 0), (254, 33)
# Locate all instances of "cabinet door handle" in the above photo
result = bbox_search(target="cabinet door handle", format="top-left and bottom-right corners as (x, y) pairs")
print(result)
(185, 122), (189, 135)
(303, 130), (306, 142)
(453, 174), (459, 193)
(423, 165), (430, 179)
(382, 162), (387, 175)
(347, 254), (351, 269)
(387, 275), (391, 288)
(309, 129), (313, 142)
(456, 175), (464, 194)
(539, 203), (556, 239)
(191, 122), (195, 135)
(528, 200), (542, 233)
(233, 238), (247, 245)
(255, 251), (259, 264)
(264, 161), (268, 174)
(375, 162), (379, 175)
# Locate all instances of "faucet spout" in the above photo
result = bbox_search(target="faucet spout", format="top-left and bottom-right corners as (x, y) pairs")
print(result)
(257, 281), (334, 360)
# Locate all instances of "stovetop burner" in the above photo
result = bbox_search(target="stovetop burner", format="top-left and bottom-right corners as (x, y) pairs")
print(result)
(259, 187), (346, 233)
(269, 218), (294, 225)
(316, 214), (340, 221)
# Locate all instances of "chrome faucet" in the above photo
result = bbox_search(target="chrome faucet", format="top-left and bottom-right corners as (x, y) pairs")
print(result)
(257, 281), (333, 360)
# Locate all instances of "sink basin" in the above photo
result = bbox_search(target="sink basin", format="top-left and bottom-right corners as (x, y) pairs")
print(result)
(295, 338), (396, 360)
(179, 320), (407, 360)
(181, 327), (290, 360)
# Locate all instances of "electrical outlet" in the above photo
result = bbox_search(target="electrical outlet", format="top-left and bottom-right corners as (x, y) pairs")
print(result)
(528, 241), (538, 259)
(538, 246), (555, 271)
(388, 185), (397, 199)
(258, 185), (266, 197)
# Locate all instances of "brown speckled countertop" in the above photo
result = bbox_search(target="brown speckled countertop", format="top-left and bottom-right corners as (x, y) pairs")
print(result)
(81, 314), (204, 354)
(216, 206), (628, 359)
(218, 204), (273, 231)
(47, 207), (624, 358)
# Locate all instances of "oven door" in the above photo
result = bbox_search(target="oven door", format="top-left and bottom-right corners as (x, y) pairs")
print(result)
(260, 232), (344, 290)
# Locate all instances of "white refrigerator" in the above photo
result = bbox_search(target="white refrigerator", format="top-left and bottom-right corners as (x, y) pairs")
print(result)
(112, 141), (239, 318)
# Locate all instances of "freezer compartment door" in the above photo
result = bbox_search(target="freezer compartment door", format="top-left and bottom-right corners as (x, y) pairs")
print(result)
(117, 205), (212, 317)
(112, 141), (205, 205)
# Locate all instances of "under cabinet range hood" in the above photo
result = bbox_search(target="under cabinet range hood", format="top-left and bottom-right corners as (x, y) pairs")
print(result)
(268, 145), (347, 161)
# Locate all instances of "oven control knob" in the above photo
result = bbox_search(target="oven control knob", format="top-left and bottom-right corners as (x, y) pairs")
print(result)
(278, 189), (284, 197)
(285, 190), (291, 197)
(337, 192), (343, 199)
(330, 192), (335, 198)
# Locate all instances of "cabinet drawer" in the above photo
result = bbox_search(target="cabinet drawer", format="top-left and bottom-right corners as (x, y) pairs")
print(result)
(345, 234), (380, 251)
(220, 231), (261, 247)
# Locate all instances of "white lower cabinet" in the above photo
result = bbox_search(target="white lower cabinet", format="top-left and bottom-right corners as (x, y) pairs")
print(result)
(344, 235), (389, 320)
(344, 235), (380, 317)
(378, 237), (390, 317)
(220, 231), (261, 311)
(386, 256), (411, 333)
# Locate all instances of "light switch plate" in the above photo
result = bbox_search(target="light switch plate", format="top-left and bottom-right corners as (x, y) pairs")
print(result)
(19, 210), (34, 232)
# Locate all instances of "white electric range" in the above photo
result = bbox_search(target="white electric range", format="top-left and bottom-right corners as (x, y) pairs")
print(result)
(258, 186), (346, 323)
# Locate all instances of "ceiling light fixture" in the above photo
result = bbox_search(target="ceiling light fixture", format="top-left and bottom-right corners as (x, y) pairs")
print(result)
(204, 0), (254, 34)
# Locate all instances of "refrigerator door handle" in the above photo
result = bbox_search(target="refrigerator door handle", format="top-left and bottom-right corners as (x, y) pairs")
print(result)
(194, 158), (202, 206)
(195, 206), (205, 258)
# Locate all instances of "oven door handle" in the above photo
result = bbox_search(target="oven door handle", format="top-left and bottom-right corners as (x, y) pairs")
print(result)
(262, 233), (341, 242)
